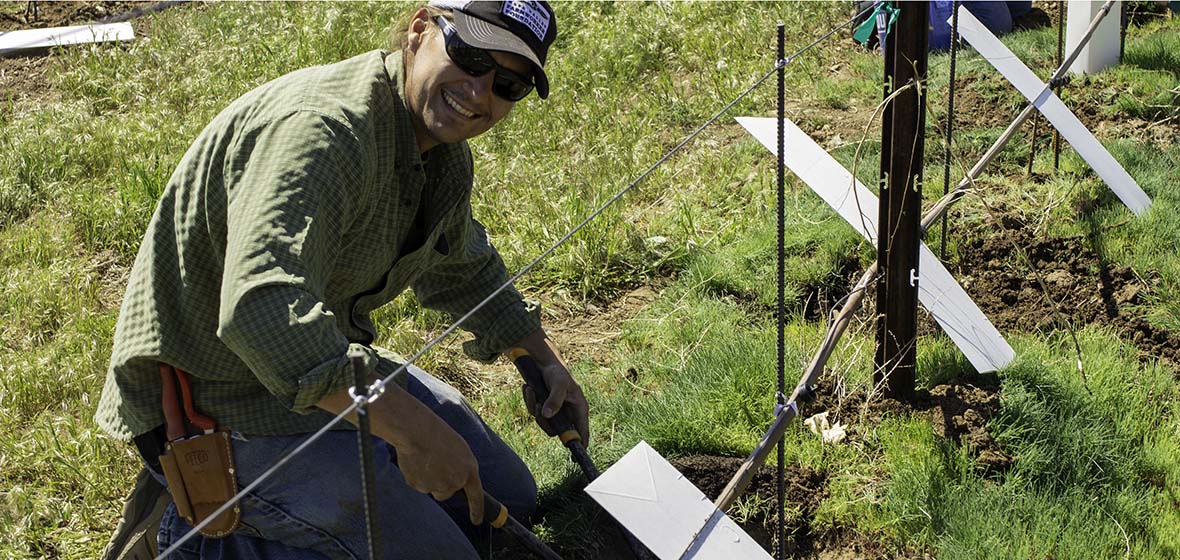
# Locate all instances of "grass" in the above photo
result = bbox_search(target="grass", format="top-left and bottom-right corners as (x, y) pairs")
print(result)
(2, 2), (1179, 559)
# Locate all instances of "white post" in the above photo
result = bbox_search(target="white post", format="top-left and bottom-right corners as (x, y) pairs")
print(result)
(1065, 0), (1122, 75)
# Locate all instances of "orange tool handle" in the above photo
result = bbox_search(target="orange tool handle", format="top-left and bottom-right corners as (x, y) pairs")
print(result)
(159, 364), (187, 442)
(161, 363), (217, 434)
(460, 491), (562, 560)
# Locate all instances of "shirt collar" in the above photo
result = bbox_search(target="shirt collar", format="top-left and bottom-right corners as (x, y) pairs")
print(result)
(385, 50), (428, 173)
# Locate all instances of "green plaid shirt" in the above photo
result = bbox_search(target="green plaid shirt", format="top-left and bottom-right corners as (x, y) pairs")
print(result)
(96, 50), (540, 440)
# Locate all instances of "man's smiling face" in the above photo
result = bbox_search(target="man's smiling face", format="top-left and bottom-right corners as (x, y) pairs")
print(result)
(404, 9), (532, 153)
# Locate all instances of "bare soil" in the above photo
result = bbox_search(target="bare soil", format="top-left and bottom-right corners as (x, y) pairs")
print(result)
(948, 79), (1179, 151)
(492, 453), (916, 560)
(0, 1), (147, 31)
(805, 371), (1010, 474)
(0, 1), (175, 104)
(1069, 97), (1180, 150)
(670, 455), (918, 560)
(945, 72), (1028, 131)
(956, 214), (1180, 366)
(0, 52), (55, 103)
(671, 455), (829, 556)
(792, 210), (1180, 476)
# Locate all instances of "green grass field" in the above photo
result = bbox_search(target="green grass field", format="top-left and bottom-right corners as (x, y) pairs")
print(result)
(2, 2), (1179, 558)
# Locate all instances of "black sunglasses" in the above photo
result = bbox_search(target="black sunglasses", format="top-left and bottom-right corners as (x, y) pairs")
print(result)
(435, 16), (535, 102)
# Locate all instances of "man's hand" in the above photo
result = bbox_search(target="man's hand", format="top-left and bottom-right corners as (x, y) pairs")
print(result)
(317, 381), (485, 525)
(512, 329), (590, 447)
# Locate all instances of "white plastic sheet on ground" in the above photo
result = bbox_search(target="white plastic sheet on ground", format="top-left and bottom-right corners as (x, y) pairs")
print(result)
(737, 116), (1016, 373)
(0, 23), (134, 53)
(954, 6), (1151, 216)
(585, 441), (772, 560)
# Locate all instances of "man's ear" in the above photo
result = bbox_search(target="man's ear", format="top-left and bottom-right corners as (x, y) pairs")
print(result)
(406, 7), (431, 54)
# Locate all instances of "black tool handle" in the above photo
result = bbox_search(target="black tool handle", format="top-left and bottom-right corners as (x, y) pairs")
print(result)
(508, 350), (600, 477)
(508, 349), (655, 560)
(472, 492), (564, 560)
(507, 348), (583, 446)
(482, 492), (511, 530)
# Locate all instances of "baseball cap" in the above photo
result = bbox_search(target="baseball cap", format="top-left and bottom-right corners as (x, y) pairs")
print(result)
(427, 0), (557, 98)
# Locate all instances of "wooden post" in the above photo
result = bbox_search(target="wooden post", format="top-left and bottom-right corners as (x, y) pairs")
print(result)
(876, 0), (927, 400)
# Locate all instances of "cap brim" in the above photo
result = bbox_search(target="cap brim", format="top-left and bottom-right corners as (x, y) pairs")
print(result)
(451, 11), (549, 99)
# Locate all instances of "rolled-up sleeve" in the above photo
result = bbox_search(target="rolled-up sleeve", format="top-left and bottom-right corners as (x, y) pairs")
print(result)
(216, 111), (373, 413)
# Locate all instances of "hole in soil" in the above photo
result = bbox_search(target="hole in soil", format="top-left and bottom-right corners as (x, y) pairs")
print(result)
(805, 371), (1011, 474)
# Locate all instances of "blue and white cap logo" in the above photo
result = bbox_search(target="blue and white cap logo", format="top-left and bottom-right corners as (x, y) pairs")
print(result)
(502, 0), (551, 42)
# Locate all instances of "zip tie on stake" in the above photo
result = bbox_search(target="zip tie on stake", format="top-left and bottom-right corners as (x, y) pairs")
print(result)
(773, 392), (788, 415)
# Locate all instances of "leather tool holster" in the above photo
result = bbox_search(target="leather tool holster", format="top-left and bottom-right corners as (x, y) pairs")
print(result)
(158, 364), (241, 538)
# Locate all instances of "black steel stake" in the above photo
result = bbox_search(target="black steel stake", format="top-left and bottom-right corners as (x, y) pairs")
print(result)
(941, 0), (960, 261)
(350, 352), (380, 560)
(775, 21), (787, 560)
(1054, 0), (1064, 170)
(876, 0), (928, 400)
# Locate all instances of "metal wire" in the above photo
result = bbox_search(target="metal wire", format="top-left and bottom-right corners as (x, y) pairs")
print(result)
(157, 5), (878, 557)
(156, 53), (784, 560)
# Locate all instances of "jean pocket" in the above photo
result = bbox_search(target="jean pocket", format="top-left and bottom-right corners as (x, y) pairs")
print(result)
(157, 503), (205, 558)
(237, 493), (359, 559)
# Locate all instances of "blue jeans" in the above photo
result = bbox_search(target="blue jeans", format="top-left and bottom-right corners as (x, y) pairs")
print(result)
(154, 365), (537, 559)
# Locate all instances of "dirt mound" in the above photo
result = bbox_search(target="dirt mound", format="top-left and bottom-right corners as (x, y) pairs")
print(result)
(671, 455), (829, 556)
(958, 220), (1180, 365)
(673, 455), (927, 559)
(491, 453), (903, 559)
(804, 373), (1010, 473)
(922, 382), (1009, 470)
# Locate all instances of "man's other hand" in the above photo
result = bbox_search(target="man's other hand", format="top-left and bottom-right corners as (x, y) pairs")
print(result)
(317, 381), (485, 525)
